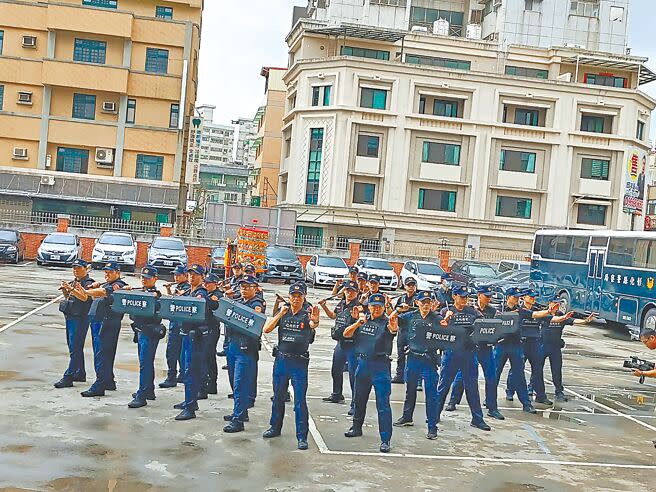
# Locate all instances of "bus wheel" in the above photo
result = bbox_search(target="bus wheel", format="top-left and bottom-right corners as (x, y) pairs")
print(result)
(558, 291), (571, 312)
(642, 308), (656, 331)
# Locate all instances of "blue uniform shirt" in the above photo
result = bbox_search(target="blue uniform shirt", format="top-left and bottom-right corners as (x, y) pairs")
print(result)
(446, 305), (481, 351)
(277, 308), (315, 355)
(404, 310), (444, 354)
(353, 315), (395, 357)
(542, 316), (574, 345)
(519, 307), (542, 339)
(60, 275), (95, 319)
(332, 298), (359, 346)
(130, 286), (162, 328)
(89, 278), (128, 322)
(229, 295), (265, 350)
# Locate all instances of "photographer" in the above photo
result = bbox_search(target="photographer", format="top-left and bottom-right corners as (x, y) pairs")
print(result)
(633, 328), (656, 379)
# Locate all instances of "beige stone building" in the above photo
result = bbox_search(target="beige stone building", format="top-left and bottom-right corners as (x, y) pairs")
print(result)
(0, 0), (202, 222)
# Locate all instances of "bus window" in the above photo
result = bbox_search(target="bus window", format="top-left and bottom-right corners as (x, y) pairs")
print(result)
(540, 235), (557, 259)
(533, 235), (543, 255)
(571, 236), (590, 262)
(607, 238), (636, 267)
(590, 236), (608, 247)
(554, 236), (573, 261)
(633, 239), (656, 270)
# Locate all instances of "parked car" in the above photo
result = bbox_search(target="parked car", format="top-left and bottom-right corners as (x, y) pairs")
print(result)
(91, 232), (136, 272)
(355, 257), (399, 290)
(208, 246), (227, 277)
(37, 233), (81, 267)
(400, 260), (445, 290)
(483, 270), (530, 290)
(0, 229), (25, 264)
(262, 246), (303, 283)
(305, 255), (349, 287)
(449, 260), (497, 287)
(497, 260), (530, 274)
(147, 236), (188, 273)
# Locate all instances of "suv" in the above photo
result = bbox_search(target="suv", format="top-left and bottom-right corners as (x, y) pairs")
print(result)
(497, 260), (530, 274)
(355, 257), (399, 290)
(208, 246), (227, 277)
(262, 246), (303, 283)
(37, 233), (81, 267)
(400, 260), (444, 290)
(305, 255), (349, 287)
(0, 229), (24, 263)
(147, 236), (188, 273)
(449, 260), (497, 287)
(91, 232), (136, 271)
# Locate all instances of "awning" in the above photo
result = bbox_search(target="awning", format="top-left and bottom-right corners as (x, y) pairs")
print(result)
(560, 53), (656, 85)
(307, 23), (406, 43)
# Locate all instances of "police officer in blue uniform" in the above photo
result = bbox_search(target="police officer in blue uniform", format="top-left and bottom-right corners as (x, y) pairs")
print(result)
(445, 286), (505, 420)
(319, 280), (361, 411)
(393, 290), (443, 439)
(79, 261), (128, 397)
(54, 259), (95, 388)
(433, 273), (452, 310)
(263, 282), (320, 450)
(200, 272), (222, 398)
(392, 277), (418, 384)
(224, 275), (264, 433)
(160, 265), (189, 388)
(435, 285), (491, 431)
(331, 266), (358, 296)
(128, 266), (165, 408)
(174, 264), (210, 421)
(343, 293), (398, 453)
(356, 271), (369, 297)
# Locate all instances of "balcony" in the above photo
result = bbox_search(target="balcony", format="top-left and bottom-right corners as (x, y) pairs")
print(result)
(42, 59), (128, 94)
(48, 119), (117, 148)
(0, 57), (42, 85)
(127, 72), (181, 100)
(47, 3), (133, 38)
(132, 17), (186, 47)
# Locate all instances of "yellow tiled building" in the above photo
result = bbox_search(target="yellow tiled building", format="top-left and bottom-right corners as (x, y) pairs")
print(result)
(0, 0), (202, 221)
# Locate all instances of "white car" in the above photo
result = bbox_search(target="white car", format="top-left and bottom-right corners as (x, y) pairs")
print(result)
(37, 233), (82, 267)
(91, 232), (137, 271)
(305, 255), (349, 287)
(400, 260), (445, 291)
(355, 256), (399, 290)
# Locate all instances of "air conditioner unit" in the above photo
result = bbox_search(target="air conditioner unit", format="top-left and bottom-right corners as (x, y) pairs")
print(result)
(95, 148), (114, 165)
(102, 101), (117, 113)
(40, 175), (55, 186)
(12, 147), (28, 159)
(466, 24), (482, 40)
(17, 92), (32, 104)
(22, 36), (37, 48)
(433, 18), (450, 36)
(557, 72), (572, 82)
(411, 25), (429, 33)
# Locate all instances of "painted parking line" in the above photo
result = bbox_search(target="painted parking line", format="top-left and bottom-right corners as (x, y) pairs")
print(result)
(0, 295), (62, 335)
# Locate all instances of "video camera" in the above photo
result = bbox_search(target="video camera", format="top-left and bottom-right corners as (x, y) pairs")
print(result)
(623, 356), (656, 384)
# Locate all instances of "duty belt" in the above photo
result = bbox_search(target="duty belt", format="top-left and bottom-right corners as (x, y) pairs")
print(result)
(277, 351), (309, 360)
(357, 353), (391, 361)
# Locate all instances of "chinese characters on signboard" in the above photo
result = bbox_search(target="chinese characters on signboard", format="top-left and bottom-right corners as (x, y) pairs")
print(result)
(622, 148), (647, 215)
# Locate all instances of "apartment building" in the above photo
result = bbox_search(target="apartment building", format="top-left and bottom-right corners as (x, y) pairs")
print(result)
(233, 117), (257, 167)
(0, 0), (202, 222)
(279, 19), (655, 257)
(188, 104), (235, 166)
(198, 163), (250, 206)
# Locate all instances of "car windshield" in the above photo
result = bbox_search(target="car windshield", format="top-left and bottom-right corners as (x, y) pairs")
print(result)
(153, 238), (184, 250)
(0, 231), (17, 242)
(417, 263), (444, 275)
(518, 263), (530, 271)
(99, 234), (132, 246)
(267, 247), (297, 261)
(497, 270), (515, 280)
(211, 247), (226, 257)
(364, 259), (393, 271)
(509, 272), (529, 282)
(469, 264), (497, 278)
(44, 234), (75, 245)
(318, 256), (346, 268)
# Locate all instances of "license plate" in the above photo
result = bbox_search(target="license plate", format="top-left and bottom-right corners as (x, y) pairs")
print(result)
(108, 256), (119, 261)
(163, 260), (174, 266)
(51, 255), (60, 261)
(281, 272), (291, 277)
(381, 279), (390, 284)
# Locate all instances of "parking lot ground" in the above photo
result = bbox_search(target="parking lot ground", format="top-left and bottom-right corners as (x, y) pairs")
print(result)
(0, 263), (655, 491)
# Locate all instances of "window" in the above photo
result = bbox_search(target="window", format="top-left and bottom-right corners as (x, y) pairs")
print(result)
(419, 96), (426, 114)
(514, 108), (540, 126)
(496, 196), (532, 219)
(0, 85), (3, 111)
(311, 86), (331, 107)
(353, 182), (376, 205)
(306, 128), (323, 205)
(580, 115), (605, 133)
(360, 88), (387, 110)
(145, 48), (169, 74)
(607, 237), (635, 267)
(56, 147), (89, 174)
(341, 46), (390, 60)
(156, 6), (173, 19)
(525, 0), (542, 11)
(577, 204), (607, 226)
(571, 236), (590, 262)
(296, 226), (323, 248)
(82, 0), (117, 7)
(634, 240), (656, 270)
(126, 98), (136, 124)
(637, 121), (645, 140)
(433, 99), (458, 117)
(584, 73), (626, 88)
(169, 103), (179, 128)
(136, 154), (164, 180)
(73, 39), (107, 64)
(648, 199), (656, 215)
(581, 158), (610, 180)
(405, 54), (470, 71)
(418, 189), (456, 212)
(224, 192), (238, 203)
(72, 93), (96, 120)
(409, 7), (464, 35)
(554, 236), (573, 261)
(323, 85), (331, 106)
(570, 1), (599, 17)
(500, 150), (536, 173)
(0, 30), (4, 55)
(505, 66), (548, 79)
(422, 142), (461, 165)
(356, 135), (380, 158)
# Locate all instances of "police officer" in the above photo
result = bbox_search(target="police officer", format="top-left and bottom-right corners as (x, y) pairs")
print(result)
(54, 259), (95, 388)
(224, 275), (264, 433)
(433, 273), (452, 310)
(393, 290), (442, 440)
(228, 262), (245, 291)
(200, 272), (222, 397)
(392, 277), (418, 384)
(319, 280), (361, 411)
(435, 285), (491, 431)
(79, 261), (128, 397)
(343, 293), (398, 453)
(174, 264), (210, 421)
(160, 265), (190, 388)
(263, 282), (320, 450)
(128, 266), (165, 408)
(356, 271), (369, 296)
(445, 286), (505, 420)
(331, 266), (359, 296)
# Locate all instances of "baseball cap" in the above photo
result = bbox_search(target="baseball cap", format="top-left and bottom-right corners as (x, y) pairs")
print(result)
(173, 265), (188, 275)
(188, 264), (206, 276)
(548, 294), (562, 303)
(404, 277), (417, 286)
(238, 275), (258, 286)
(415, 290), (432, 302)
(505, 287), (521, 298)
(244, 264), (256, 274)
(348, 266), (358, 273)
(522, 288), (539, 298)
(343, 280), (359, 291)
(368, 274), (380, 284)
(289, 281), (307, 295)
(357, 272), (368, 281)
(102, 261), (120, 272)
(205, 273), (221, 284)
(477, 286), (493, 297)
(232, 262), (243, 269)
(368, 293), (386, 306)
(141, 265), (158, 279)
(72, 258), (89, 268)
(452, 285), (468, 297)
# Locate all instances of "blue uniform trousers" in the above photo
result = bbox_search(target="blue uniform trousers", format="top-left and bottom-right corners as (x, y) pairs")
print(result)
(394, 332), (407, 380)
(448, 345), (499, 411)
(181, 333), (204, 410)
(494, 342), (531, 405)
(90, 318), (121, 391)
(269, 354), (309, 440)
(63, 317), (89, 381)
(352, 356), (393, 443)
(402, 353), (439, 432)
(165, 321), (184, 381)
(331, 343), (357, 407)
(436, 349), (485, 424)
(542, 342), (564, 395)
(227, 341), (258, 422)
(136, 333), (160, 400)
(90, 321), (102, 384)
(506, 339), (547, 400)
(202, 327), (220, 389)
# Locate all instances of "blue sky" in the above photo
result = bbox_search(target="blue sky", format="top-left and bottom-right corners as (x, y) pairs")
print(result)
(197, 0), (656, 136)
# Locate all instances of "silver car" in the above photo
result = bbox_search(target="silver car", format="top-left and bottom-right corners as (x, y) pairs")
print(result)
(37, 233), (82, 267)
(147, 236), (188, 273)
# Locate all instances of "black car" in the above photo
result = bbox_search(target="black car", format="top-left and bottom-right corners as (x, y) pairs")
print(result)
(449, 260), (497, 287)
(208, 246), (227, 277)
(0, 229), (24, 263)
(262, 246), (303, 283)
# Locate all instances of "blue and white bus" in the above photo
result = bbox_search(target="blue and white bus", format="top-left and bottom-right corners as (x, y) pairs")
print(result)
(531, 229), (656, 338)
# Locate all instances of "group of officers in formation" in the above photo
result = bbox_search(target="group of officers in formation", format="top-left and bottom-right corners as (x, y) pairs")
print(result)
(54, 258), (596, 453)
